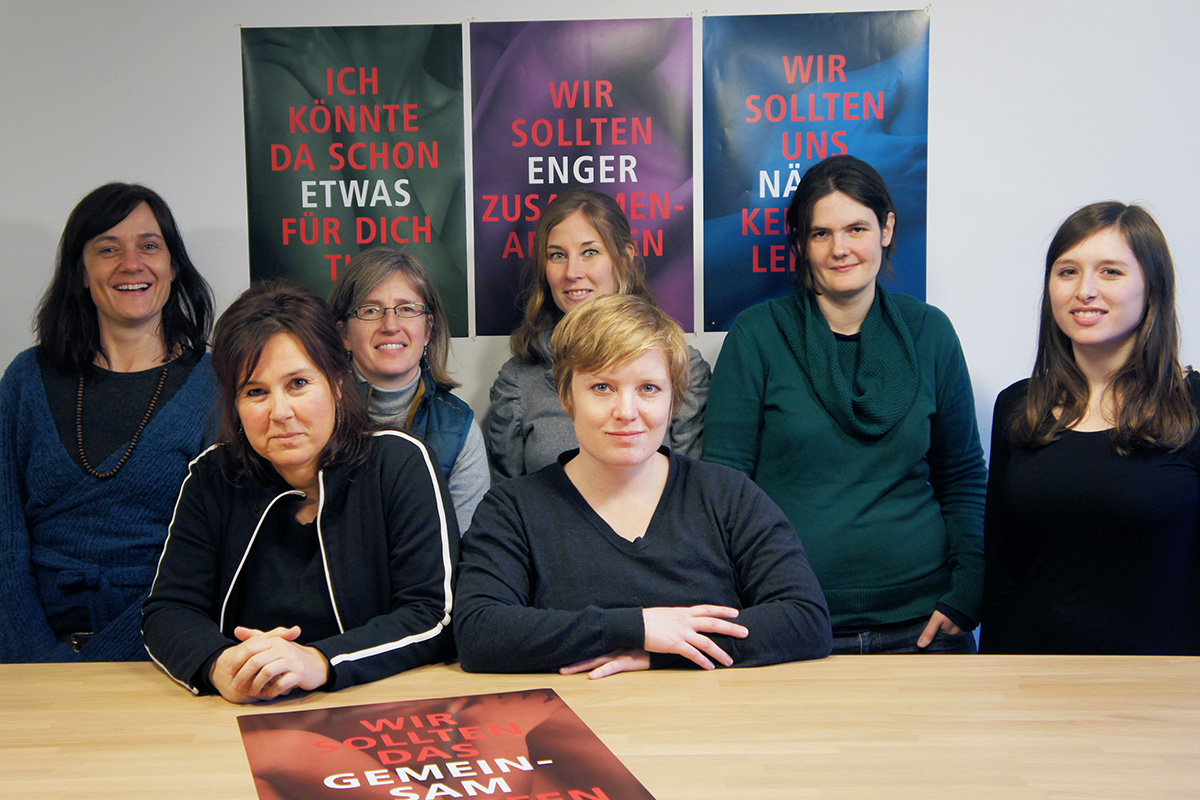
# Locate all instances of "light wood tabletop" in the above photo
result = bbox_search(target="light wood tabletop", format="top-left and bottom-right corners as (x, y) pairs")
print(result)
(2, 655), (1198, 799)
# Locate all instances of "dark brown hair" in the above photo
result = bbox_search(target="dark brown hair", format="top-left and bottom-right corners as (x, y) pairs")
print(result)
(510, 187), (652, 363)
(211, 281), (372, 485)
(785, 155), (897, 293)
(1012, 202), (1195, 453)
(36, 183), (213, 373)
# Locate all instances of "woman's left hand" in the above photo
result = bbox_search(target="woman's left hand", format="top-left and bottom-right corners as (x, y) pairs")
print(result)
(559, 649), (651, 679)
(224, 625), (330, 700)
(916, 610), (963, 649)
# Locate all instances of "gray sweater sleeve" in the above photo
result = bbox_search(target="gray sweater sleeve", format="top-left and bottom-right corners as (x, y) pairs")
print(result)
(485, 357), (526, 483)
(667, 345), (711, 458)
(449, 420), (490, 534)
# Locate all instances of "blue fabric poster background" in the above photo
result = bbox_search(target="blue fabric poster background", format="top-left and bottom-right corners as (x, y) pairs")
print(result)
(702, 10), (930, 331)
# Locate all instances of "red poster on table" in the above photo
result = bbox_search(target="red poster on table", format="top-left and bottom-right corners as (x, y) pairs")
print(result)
(237, 688), (656, 799)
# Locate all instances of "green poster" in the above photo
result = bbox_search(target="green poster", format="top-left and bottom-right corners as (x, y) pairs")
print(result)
(242, 25), (468, 335)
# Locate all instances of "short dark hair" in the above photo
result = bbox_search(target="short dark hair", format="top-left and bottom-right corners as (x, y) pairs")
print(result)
(211, 281), (372, 485)
(35, 183), (213, 373)
(785, 155), (897, 293)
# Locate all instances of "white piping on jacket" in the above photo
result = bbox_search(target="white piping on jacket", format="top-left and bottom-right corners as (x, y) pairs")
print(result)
(144, 431), (454, 684)
(329, 429), (454, 666)
(144, 443), (221, 693)
(313, 469), (345, 634)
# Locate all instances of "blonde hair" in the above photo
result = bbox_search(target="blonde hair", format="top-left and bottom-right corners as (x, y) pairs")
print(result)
(551, 294), (690, 417)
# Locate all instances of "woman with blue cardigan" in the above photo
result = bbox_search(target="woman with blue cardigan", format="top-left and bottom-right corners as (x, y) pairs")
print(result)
(0, 183), (217, 662)
(705, 155), (986, 654)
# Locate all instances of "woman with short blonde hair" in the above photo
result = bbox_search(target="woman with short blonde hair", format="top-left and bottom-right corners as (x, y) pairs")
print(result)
(551, 293), (691, 419)
(486, 188), (709, 481)
(458, 294), (830, 676)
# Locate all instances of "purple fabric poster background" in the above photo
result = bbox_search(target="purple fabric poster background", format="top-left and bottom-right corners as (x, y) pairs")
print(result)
(702, 10), (930, 331)
(471, 18), (694, 336)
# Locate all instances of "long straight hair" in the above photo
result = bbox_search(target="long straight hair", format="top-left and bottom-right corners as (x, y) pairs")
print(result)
(510, 187), (652, 364)
(1012, 202), (1195, 453)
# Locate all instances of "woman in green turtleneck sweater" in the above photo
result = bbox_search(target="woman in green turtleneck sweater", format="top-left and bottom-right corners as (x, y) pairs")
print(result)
(704, 156), (986, 654)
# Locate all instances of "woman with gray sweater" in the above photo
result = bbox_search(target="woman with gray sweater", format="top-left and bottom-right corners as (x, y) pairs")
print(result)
(487, 188), (708, 481)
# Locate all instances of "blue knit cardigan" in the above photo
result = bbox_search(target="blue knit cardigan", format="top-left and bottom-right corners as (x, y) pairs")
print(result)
(0, 348), (218, 662)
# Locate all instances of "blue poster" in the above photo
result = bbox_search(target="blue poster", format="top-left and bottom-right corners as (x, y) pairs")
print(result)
(702, 10), (930, 331)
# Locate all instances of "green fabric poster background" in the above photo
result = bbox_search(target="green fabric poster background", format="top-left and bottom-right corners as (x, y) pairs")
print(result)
(242, 25), (468, 336)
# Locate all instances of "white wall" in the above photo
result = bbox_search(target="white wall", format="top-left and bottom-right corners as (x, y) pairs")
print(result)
(3, 0), (1196, 449)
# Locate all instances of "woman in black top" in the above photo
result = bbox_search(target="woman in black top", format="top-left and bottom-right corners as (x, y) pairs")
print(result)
(457, 294), (830, 676)
(982, 202), (1200, 654)
(144, 282), (456, 702)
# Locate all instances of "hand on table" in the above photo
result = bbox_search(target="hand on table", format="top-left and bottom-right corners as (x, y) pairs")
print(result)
(560, 648), (651, 679)
(556, 605), (748, 679)
(642, 605), (748, 670)
(210, 626), (330, 704)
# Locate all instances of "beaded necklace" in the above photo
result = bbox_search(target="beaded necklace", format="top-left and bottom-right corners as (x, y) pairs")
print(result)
(75, 364), (170, 479)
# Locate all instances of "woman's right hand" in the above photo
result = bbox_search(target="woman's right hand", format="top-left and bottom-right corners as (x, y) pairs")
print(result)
(210, 625), (330, 704)
(210, 640), (262, 704)
(559, 648), (651, 679)
(641, 605), (748, 670)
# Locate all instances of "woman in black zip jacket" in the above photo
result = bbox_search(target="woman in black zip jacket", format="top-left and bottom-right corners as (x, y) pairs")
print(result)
(143, 281), (457, 703)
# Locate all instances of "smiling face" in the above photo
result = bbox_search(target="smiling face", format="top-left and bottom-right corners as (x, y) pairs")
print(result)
(544, 210), (620, 314)
(340, 270), (432, 391)
(236, 332), (339, 493)
(1049, 226), (1147, 363)
(567, 349), (672, 473)
(81, 202), (175, 336)
(805, 190), (894, 309)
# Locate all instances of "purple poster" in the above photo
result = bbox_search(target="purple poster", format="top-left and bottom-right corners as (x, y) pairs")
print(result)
(471, 18), (694, 335)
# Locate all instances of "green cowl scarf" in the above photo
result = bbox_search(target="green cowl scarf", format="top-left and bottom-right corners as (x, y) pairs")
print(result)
(770, 283), (923, 438)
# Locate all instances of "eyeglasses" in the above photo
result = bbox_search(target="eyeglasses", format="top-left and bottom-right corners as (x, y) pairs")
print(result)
(350, 302), (429, 321)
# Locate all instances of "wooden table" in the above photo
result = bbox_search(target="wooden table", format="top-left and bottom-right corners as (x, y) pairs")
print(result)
(2, 656), (1198, 799)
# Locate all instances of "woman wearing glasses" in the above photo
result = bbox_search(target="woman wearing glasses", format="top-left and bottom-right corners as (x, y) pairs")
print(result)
(328, 248), (488, 532)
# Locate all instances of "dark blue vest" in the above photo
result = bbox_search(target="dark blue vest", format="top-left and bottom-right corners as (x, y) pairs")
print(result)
(410, 371), (474, 483)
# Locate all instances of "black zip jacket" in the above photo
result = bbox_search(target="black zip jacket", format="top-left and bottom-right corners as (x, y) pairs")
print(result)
(143, 430), (458, 693)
